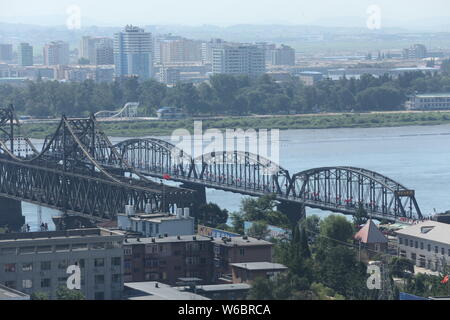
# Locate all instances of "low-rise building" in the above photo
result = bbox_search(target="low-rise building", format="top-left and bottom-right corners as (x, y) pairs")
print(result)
(298, 71), (323, 86)
(212, 236), (273, 281)
(0, 228), (124, 300)
(230, 262), (288, 284)
(176, 283), (251, 300)
(124, 281), (209, 300)
(396, 221), (450, 272)
(118, 208), (194, 238)
(406, 93), (450, 110)
(123, 235), (214, 285)
(354, 219), (388, 260)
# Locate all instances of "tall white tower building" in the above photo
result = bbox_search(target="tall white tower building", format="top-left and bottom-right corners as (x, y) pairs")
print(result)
(114, 25), (153, 80)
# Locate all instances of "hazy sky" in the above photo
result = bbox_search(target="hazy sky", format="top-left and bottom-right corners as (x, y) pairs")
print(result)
(0, 0), (449, 27)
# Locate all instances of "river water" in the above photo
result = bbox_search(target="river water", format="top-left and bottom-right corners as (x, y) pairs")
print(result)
(23, 124), (450, 231)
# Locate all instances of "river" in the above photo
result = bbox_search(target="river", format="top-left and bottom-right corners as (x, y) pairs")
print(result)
(23, 124), (450, 231)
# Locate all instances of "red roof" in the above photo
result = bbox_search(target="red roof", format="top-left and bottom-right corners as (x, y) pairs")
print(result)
(354, 219), (388, 244)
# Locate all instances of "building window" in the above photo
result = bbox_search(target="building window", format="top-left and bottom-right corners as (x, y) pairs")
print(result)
(442, 248), (445, 255)
(95, 275), (105, 285)
(239, 248), (245, 256)
(41, 278), (51, 288)
(124, 248), (132, 256)
(41, 261), (51, 271)
(112, 274), (121, 284)
(94, 292), (105, 300)
(58, 260), (68, 270)
(420, 242), (424, 250)
(94, 258), (105, 267)
(22, 262), (33, 272)
(399, 238), (403, 245)
(4, 281), (16, 289)
(428, 244), (431, 252)
(415, 241), (418, 249)
(22, 279), (32, 289)
(111, 257), (121, 266)
(4, 263), (16, 272)
(435, 246), (439, 254)
(410, 240), (414, 248)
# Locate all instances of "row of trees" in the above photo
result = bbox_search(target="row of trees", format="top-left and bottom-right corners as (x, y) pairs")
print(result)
(2, 64), (450, 118)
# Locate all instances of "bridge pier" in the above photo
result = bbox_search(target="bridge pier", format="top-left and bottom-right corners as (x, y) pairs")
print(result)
(180, 182), (207, 220)
(0, 197), (25, 232)
(277, 201), (306, 226)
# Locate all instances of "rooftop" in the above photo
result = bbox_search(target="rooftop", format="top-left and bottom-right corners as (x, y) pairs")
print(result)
(354, 219), (388, 244)
(124, 235), (211, 245)
(124, 282), (209, 300)
(230, 262), (288, 271)
(127, 213), (193, 223)
(415, 93), (450, 98)
(0, 285), (29, 300)
(396, 221), (450, 245)
(212, 236), (273, 247)
(0, 228), (124, 243)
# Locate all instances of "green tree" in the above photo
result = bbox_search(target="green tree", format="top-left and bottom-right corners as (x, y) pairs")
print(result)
(31, 292), (49, 300)
(56, 286), (85, 300)
(353, 204), (369, 226)
(196, 203), (229, 228)
(390, 257), (415, 278)
(230, 212), (245, 235)
(240, 195), (290, 228)
(247, 221), (270, 239)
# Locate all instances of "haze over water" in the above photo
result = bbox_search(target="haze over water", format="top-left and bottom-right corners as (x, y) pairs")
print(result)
(24, 124), (450, 231)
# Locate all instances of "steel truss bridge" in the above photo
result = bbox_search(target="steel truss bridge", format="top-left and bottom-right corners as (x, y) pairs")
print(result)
(0, 106), (194, 222)
(0, 105), (423, 224)
(112, 140), (423, 224)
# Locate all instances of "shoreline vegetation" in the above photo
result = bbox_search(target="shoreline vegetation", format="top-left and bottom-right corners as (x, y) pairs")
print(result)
(22, 110), (450, 139)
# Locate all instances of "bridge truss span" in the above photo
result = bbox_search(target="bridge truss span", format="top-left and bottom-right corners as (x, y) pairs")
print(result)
(287, 167), (422, 221)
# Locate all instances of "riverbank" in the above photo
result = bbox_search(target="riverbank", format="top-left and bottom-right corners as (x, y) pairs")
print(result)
(22, 110), (450, 139)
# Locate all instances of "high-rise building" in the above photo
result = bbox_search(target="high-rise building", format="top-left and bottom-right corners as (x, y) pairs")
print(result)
(159, 38), (202, 64)
(267, 44), (296, 66)
(114, 25), (153, 80)
(94, 38), (114, 65)
(43, 41), (70, 66)
(402, 44), (427, 60)
(80, 37), (114, 65)
(18, 43), (34, 66)
(212, 44), (266, 78)
(0, 44), (13, 62)
(201, 39), (225, 65)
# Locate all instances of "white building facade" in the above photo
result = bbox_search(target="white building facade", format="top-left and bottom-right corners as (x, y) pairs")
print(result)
(396, 221), (450, 272)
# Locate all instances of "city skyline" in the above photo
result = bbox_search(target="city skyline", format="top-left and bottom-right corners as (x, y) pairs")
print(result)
(0, 0), (450, 29)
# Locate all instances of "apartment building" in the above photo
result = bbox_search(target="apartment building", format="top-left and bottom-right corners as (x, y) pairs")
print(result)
(212, 44), (266, 78)
(123, 235), (214, 285)
(402, 44), (427, 60)
(0, 228), (125, 300)
(396, 221), (450, 272)
(18, 43), (33, 67)
(0, 44), (13, 62)
(80, 36), (114, 65)
(213, 236), (273, 281)
(43, 41), (70, 66)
